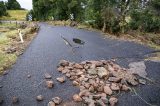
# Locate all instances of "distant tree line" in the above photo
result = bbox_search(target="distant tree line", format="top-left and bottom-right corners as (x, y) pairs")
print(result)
(31, 0), (159, 33)
(0, 0), (22, 17)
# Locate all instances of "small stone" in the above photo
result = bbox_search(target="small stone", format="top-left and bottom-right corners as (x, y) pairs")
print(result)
(62, 69), (69, 74)
(52, 97), (62, 105)
(108, 77), (121, 82)
(139, 79), (146, 85)
(73, 81), (79, 86)
(101, 97), (109, 104)
(12, 96), (19, 104)
(73, 94), (82, 102)
(27, 75), (31, 78)
(79, 90), (90, 97)
(56, 76), (65, 83)
(46, 81), (54, 88)
(97, 67), (109, 78)
(96, 99), (106, 106)
(48, 101), (56, 106)
(121, 85), (130, 91)
(109, 97), (118, 106)
(79, 86), (86, 91)
(74, 64), (83, 69)
(110, 83), (120, 91)
(57, 67), (64, 72)
(0, 97), (3, 104)
(44, 73), (52, 79)
(66, 73), (71, 78)
(0, 85), (3, 88)
(104, 86), (112, 95)
(59, 60), (69, 66)
(36, 95), (44, 101)
(89, 86), (94, 92)
(97, 85), (104, 92)
(87, 69), (97, 75)
(3, 71), (8, 75)
(76, 71), (83, 76)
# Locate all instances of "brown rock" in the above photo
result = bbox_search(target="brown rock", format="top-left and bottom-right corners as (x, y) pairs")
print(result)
(46, 81), (54, 88)
(97, 67), (109, 78)
(36, 95), (44, 101)
(110, 83), (120, 91)
(108, 77), (121, 82)
(73, 81), (79, 86)
(104, 86), (112, 95)
(74, 63), (83, 69)
(96, 99), (106, 106)
(73, 94), (82, 102)
(62, 69), (69, 74)
(83, 97), (95, 105)
(109, 97), (118, 106)
(79, 86), (86, 91)
(76, 71), (83, 76)
(87, 68), (97, 75)
(97, 85), (104, 92)
(89, 86), (94, 92)
(84, 83), (90, 89)
(101, 97), (109, 104)
(52, 97), (62, 105)
(121, 85), (130, 91)
(12, 97), (19, 104)
(56, 76), (65, 83)
(59, 60), (69, 66)
(79, 90), (90, 97)
(44, 73), (52, 79)
(66, 73), (71, 78)
(48, 101), (56, 106)
(57, 67), (64, 72)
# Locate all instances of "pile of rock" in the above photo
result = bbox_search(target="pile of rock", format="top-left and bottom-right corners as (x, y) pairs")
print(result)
(57, 60), (143, 106)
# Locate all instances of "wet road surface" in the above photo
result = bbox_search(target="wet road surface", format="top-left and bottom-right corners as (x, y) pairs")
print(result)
(0, 23), (160, 106)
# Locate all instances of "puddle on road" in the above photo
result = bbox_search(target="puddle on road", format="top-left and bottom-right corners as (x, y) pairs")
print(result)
(73, 38), (85, 45)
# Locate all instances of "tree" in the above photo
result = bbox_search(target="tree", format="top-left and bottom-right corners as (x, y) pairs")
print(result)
(6, 0), (21, 10)
(0, 1), (7, 17)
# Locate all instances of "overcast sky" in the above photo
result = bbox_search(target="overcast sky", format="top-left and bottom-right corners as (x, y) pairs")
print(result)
(1, 0), (32, 10)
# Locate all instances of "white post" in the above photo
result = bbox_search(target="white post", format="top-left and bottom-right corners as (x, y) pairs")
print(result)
(18, 29), (24, 43)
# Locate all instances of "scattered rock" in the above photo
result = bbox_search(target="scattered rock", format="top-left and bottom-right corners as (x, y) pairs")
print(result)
(0, 85), (3, 88)
(74, 63), (83, 69)
(121, 84), (130, 91)
(139, 79), (146, 85)
(110, 83), (120, 91)
(96, 99), (106, 106)
(79, 90), (90, 97)
(89, 86), (94, 92)
(73, 94), (82, 102)
(3, 71), (8, 75)
(108, 77), (121, 82)
(57, 67), (64, 72)
(44, 73), (52, 79)
(97, 67), (109, 78)
(109, 97), (118, 106)
(104, 86), (112, 95)
(46, 80), (54, 88)
(12, 96), (19, 104)
(27, 75), (31, 78)
(48, 101), (56, 106)
(101, 97), (109, 104)
(73, 81), (79, 86)
(87, 69), (97, 75)
(36, 95), (44, 101)
(56, 76), (66, 83)
(59, 60), (69, 66)
(52, 97), (62, 105)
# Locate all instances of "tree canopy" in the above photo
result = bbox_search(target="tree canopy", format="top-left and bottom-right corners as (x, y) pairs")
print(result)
(6, 0), (21, 10)
(0, 1), (7, 17)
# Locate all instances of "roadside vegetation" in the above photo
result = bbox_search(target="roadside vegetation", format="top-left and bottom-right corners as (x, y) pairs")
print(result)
(0, 22), (39, 74)
(0, 10), (28, 21)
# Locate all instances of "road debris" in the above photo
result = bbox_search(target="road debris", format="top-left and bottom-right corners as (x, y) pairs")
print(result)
(57, 59), (148, 106)
(36, 95), (44, 101)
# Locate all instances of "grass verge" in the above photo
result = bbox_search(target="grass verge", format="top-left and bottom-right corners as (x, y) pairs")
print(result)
(0, 22), (39, 75)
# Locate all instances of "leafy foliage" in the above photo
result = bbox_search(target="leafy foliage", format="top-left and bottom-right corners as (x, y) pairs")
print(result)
(0, 1), (7, 17)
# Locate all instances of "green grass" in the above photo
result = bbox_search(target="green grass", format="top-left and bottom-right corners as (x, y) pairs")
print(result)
(0, 10), (28, 21)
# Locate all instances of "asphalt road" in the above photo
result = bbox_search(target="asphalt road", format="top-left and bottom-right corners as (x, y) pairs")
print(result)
(0, 23), (160, 106)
